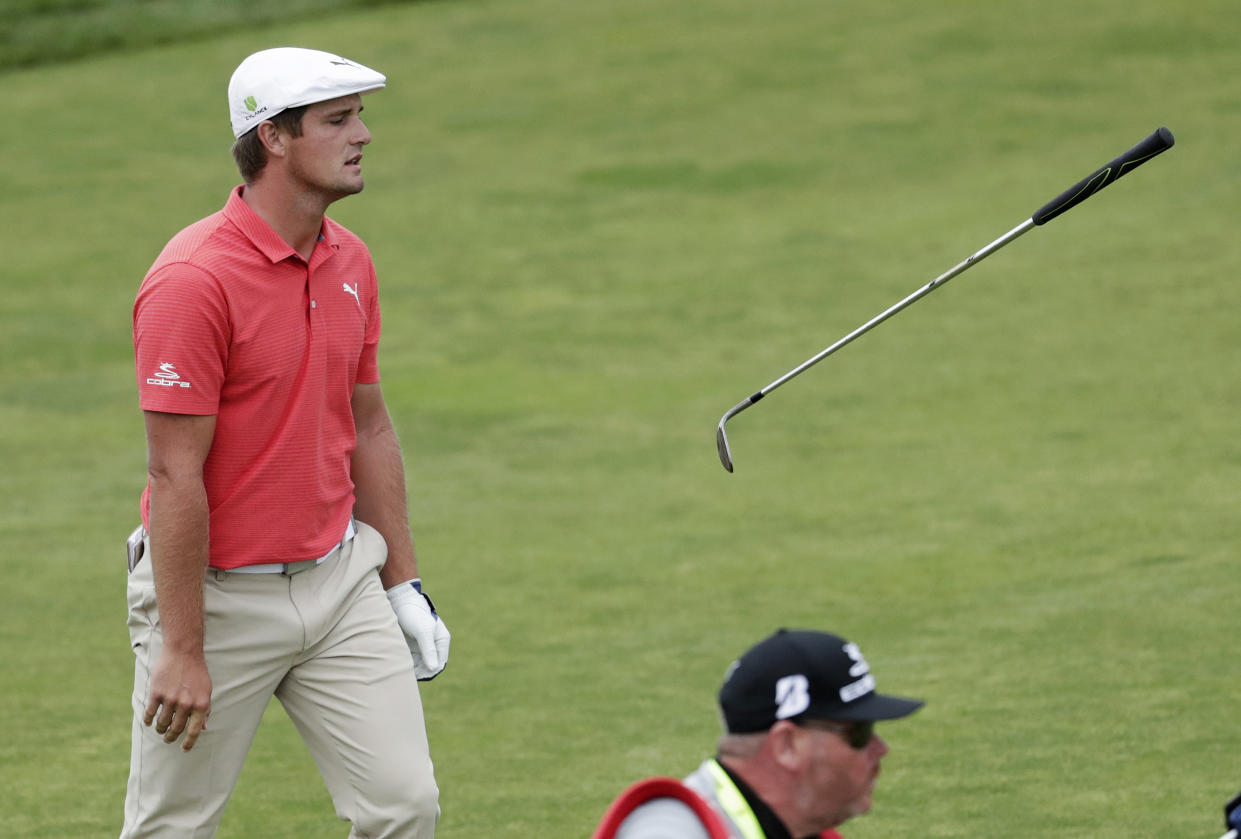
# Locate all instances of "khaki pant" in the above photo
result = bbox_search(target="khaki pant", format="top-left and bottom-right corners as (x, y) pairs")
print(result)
(121, 522), (438, 838)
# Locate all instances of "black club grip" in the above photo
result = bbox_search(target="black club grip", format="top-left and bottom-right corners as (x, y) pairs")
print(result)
(1031, 127), (1174, 226)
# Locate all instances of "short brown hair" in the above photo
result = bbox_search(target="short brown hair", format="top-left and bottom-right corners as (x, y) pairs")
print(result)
(230, 105), (308, 183)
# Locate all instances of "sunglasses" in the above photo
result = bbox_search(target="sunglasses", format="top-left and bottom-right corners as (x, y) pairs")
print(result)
(795, 718), (875, 750)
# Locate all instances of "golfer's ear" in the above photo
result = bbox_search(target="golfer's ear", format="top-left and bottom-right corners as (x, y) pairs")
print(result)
(256, 121), (286, 157)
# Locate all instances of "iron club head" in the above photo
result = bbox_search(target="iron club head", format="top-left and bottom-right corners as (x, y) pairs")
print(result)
(716, 419), (735, 473)
(716, 395), (762, 473)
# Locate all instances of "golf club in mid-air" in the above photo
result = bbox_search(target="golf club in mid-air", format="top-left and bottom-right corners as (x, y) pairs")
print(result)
(716, 127), (1175, 472)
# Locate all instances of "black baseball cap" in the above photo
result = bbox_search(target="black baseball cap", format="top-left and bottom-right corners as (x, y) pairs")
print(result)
(718, 629), (924, 733)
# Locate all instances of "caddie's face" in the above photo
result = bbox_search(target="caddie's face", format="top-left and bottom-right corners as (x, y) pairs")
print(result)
(284, 94), (372, 200)
(795, 721), (890, 830)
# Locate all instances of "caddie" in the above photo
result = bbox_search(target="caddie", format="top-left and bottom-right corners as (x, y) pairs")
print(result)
(592, 629), (923, 839)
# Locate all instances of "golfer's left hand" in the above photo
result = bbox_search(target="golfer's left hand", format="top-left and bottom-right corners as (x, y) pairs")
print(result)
(386, 579), (451, 680)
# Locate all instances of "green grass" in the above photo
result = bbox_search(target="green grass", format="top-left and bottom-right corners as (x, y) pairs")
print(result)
(0, 0), (416, 70)
(2, 0), (1239, 836)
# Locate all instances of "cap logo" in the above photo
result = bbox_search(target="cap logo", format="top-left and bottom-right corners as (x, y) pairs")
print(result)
(840, 673), (875, 703)
(244, 95), (258, 112)
(839, 642), (874, 703)
(774, 674), (810, 720)
(843, 642), (869, 676)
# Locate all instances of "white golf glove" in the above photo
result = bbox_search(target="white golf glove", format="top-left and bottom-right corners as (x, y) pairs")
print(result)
(385, 579), (451, 680)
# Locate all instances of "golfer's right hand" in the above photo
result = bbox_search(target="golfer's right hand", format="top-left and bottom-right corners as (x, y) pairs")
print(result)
(145, 649), (211, 751)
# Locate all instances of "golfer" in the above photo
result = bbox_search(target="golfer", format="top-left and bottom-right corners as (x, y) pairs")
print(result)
(592, 629), (923, 839)
(123, 47), (449, 838)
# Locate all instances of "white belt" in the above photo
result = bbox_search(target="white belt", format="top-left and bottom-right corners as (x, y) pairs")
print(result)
(227, 519), (357, 575)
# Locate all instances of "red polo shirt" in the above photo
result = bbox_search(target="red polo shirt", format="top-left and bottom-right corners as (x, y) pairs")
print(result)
(133, 186), (381, 568)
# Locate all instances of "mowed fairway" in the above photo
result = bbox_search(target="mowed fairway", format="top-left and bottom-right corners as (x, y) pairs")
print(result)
(2, 1), (1238, 836)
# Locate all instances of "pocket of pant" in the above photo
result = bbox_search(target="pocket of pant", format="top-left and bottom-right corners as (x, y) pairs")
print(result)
(353, 520), (389, 572)
(126, 565), (159, 653)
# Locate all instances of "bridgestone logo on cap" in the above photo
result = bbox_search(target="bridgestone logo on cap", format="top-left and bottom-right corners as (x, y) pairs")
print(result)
(774, 674), (811, 719)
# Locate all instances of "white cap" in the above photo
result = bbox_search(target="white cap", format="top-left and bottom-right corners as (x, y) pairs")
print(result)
(227, 47), (386, 138)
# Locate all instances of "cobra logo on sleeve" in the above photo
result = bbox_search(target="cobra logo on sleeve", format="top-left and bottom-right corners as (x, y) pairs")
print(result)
(147, 362), (192, 389)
